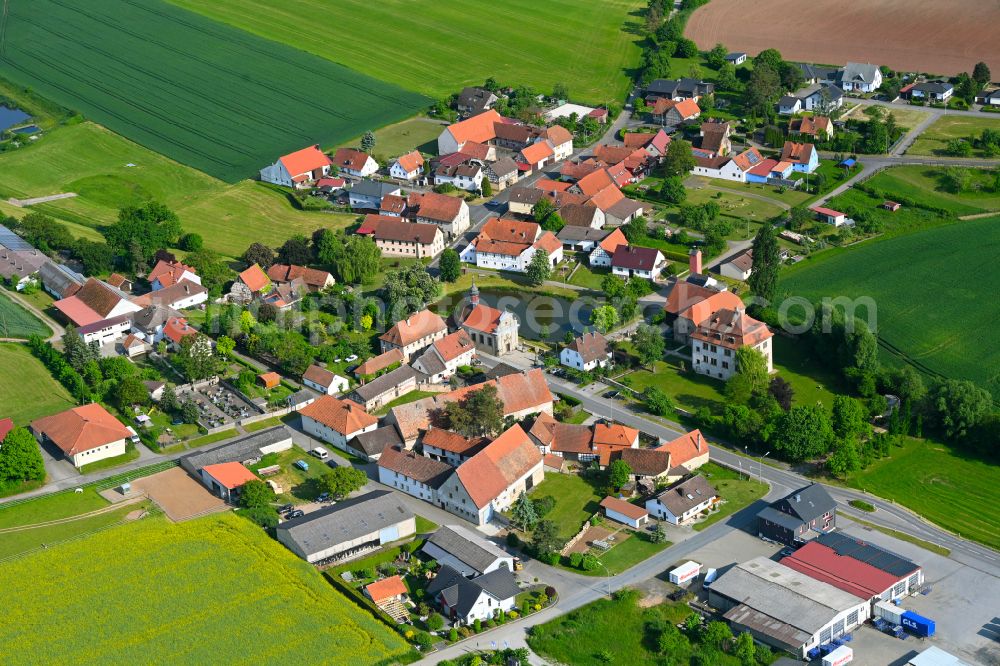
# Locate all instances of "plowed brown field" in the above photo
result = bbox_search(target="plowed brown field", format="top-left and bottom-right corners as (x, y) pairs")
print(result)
(686, 0), (1000, 76)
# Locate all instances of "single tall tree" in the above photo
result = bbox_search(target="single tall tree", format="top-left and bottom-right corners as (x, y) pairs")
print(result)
(973, 61), (992, 87)
(662, 140), (696, 178)
(361, 131), (376, 153)
(0, 427), (45, 485)
(242, 242), (276, 270)
(525, 249), (552, 286)
(510, 492), (539, 530)
(446, 384), (505, 437)
(748, 223), (780, 305)
(633, 324), (665, 369)
(438, 248), (461, 282)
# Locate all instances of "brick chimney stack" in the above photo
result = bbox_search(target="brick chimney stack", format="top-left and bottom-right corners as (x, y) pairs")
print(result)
(689, 248), (702, 275)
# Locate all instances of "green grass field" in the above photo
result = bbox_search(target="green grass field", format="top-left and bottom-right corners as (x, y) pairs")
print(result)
(844, 438), (1000, 550)
(0, 0), (427, 182)
(0, 501), (152, 560)
(0, 343), (75, 426)
(340, 117), (446, 158)
(781, 216), (1000, 399)
(170, 0), (645, 104)
(0, 122), (358, 258)
(0, 513), (412, 664)
(907, 116), (1000, 157)
(692, 462), (768, 532)
(860, 165), (1000, 215)
(0, 291), (50, 339)
(592, 533), (669, 575)
(530, 473), (603, 541)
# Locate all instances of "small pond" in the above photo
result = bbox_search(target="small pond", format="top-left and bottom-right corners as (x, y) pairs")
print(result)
(12, 124), (41, 135)
(433, 286), (598, 342)
(0, 106), (30, 132)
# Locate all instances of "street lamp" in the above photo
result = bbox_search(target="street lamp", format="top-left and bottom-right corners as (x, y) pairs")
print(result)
(758, 451), (770, 482)
(595, 558), (612, 598)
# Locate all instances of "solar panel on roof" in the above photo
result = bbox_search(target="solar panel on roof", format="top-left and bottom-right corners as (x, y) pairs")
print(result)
(816, 532), (917, 577)
(0, 225), (34, 252)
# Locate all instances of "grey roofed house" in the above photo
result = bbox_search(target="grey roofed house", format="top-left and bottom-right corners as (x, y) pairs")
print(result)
(606, 198), (644, 221)
(485, 156), (518, 180)
(645, 78), (714, 99)
(798, 83), (844, 104)
(457, 86), (498, 114)
(39, 261), (85, 298)
(769, 483), (835, 523)
(558, 203), (602, 228)
(653, 474), (717, 515)
(132, 303), (181, 334)
(351, 180), (400, 199)
(779, 95), (801, 108)
(426, 564), (520, 618)
(412, 345), (447, 376)
(286, 388), (318, 410)
(796, 63), (839, 82)
(180, 426), (292, 473)
(709, 556), (865, 636)
(277, 489), (414, 560)
(839, 62), (881, 87)
(556, 226), (609, 245)
(484, 362), (522, 380)
(353, 425), (404, 459)
(378, 445), (453, 488)
(912, 80), (953, 95)
(350, 364), (421, 405)
(506, 186), (546, 207)
(423, 524), (513, 576)
(0, 224), (36, 252)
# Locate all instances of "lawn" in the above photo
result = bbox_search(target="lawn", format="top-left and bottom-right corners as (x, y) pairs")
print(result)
(248, 444), (331, 503)
(414, 515), (439, 534)
(681, 184), (788, 227)
(687, 176), (812, 208)
(692, 462), (768, 532)
(0, 0), (426, 182)
(907, 115), (1000, 157)
(841, 437), (1000, 551)
(567, 263), (610, 290)
(0, 343), (75, 426)
(0, 291), (51, 339)
(781, 215), (1000, 400)
(339, 117), (446, 158)
(859, 165), (1000, 215)
(171, 0), (645, 104)
(0, 122), (358, 259)
(590, 532), (670, 575)
(528, 593), (749, 666)
(374, 390), (439, 416)
(0, 513), (412, 664)
(529, 473), (603, 541)
(0, 487), (109, 530)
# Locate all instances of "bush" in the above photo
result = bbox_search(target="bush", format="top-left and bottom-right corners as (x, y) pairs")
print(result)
(849, 499), (876, 512)
(414, 632), (433, 650)
(544, 586), (557, 598)
(545, 552), (560, 566)
(473, 618), (482, 633)
(427, 613), (445, 631)
(448, 627), (458, 642)
(569, 552), (583, 568)
(506, 532), (520, 547)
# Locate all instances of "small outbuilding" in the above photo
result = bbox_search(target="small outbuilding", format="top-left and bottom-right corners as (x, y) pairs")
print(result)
(257, 372), (281, 389)
(600, 496), (649, 528)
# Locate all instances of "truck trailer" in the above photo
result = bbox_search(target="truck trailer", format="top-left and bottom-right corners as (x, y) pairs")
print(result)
(901, 611), (936, 637)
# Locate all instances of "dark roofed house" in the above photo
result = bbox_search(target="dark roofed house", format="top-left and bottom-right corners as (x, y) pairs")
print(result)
(276, 490), (416, 564)
(611, 245), (666, 280)
(617, 447), (678, 482)
(556, 226), (610, 251)
(646, 474), (718, 525)
(352, 425), (404, 462)
(757, 483), (836, 546)
(560, 331), (611, 371)
(645, 78), (715, 102)
(426, 563), (519, 625)
(483, 156), (519, 191)
(910, 80), (954, 103)
(457, 86), (499, 115)
(181, 427), (293, 475)
(348, 365), (421, 412)
(422, 525), (514, 576)
(377, 445), (453, 501)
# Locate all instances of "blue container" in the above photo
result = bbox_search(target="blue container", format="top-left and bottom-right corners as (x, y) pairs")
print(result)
(901, 611), (936, 637)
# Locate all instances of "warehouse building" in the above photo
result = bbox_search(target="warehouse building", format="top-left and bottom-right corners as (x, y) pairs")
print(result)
(783, 532), (923, 604)
(276, 490), (415, 564)
(708, 556), (869, 658)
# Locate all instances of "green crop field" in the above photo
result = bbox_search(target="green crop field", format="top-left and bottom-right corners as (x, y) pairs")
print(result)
(0, 513), (412, 664)
(0, 292), (50, 339)
(0, 343), (75, 426)
(845, 437), (1000, 551)
(907, 116), (1000, 157)
(781, 216), (1000, 399)
(170, 0), (645, 104)
(0, 122), (358, 258)
(0, 0), (427, 182)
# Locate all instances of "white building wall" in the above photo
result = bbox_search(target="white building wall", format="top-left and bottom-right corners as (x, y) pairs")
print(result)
(377, 466), (438, 502)
(605, 507), (643, 528)
(69, 438), (127, 468)
(81, 319), (133, 346)
(260, 161), (293, 187)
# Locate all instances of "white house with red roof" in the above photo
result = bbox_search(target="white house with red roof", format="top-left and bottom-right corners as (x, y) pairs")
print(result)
(459, 218), (562, 272)
(332, 148), (379, 178)
(379, 309), (448, 360)
(259, 145), (332, 188)
(148, 259), (200, 291)
(302, 364), (350, 396)
(389, 150), (425, 181)
(690, 307), (773, 380)
(200, 462), (259, 502)
(411, 330), (477, 383)
(655, 429), (711, 474)
(611, 245), (667, 280)
(588, 228), (628, 267)
(299, 395), (379, 456)
(31, 403), (132, 468)
(455, 283), (520, 356)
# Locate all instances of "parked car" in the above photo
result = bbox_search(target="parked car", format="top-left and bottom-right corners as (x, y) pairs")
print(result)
(780, 548), (795, 558)
(294, 459), (309, 471)
(326, 459), (340, 469)
(603, 390), (620, 399)
(278, 503), (293, 514)
(310, 446), (330, 460)
(286, 509), (304, 519)
(316, 493), (330, 503)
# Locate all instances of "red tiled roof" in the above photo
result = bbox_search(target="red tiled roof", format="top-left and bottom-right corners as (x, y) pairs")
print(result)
(365, 575), (408, 603)
(279, 145), (331, 177)
(673, 99), (701, 118)
(690, 308), (772, 349)
(266, 264), (333, 289)
(677, 290), (743, 325)
(380, 309), (447, 347)
(587, 185), (626, 212)
(316, 176), (345, 188)
(460, 303), (504, 334)
(0, 417), (14, 442)
(354, 348), (405, 377)
(812, 206), (845, 217)
(600, 496), (648, 520)
(394, 150), (424, 173)
(598, 228), (628, 254)
(53, 295), (102, 327)
(780, 141), (815, 164)
(303, 364), (338, 388)
(408, 191), (464, 223)
(533, 232), (562, 255)
(378, 445), (453, 486)
(455, 424), (542, 508)
(664, 282), (718, 316)
(593, 423), (639, 448)
(575, 168), (614, 196)
(542, 125), (573, 146)
(781, 541), (900, 599)
(258, 372), (281, 388)
(479, 218), (540, 243)
(239, 264), (270, 293)
(202, 462), (258, 490)
(460, 141), (491, 161)
(332, 147), (372, 172)
(163, 317), (197, 345)
(380, 194), (408, 214)
(148, 259), (195, 288)
(300, 395), (378, 435)
(31, 403), (131, 455)
(371, 218), (442, 246)
(422, 428), (487, 455)
(612, 245), (662, 271)
(535, 178), (572, 193)
(520, 141), (554, 165)
(432, 330), (475, 362)
(445, 110), (503, 145)
(655, 429), (707, 468)
(566, 331), (610, 364)
(747, 157), (780, 177)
